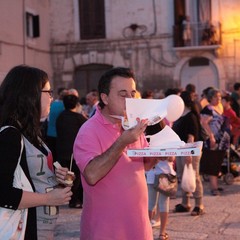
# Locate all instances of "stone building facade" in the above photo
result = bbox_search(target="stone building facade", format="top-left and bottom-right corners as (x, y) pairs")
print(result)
(0, 0), (240, 98)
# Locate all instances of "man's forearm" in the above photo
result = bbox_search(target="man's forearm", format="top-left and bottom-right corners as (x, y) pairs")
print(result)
(83, 137), (126, 185)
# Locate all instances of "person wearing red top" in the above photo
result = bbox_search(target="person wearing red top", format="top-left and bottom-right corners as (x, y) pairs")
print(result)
(222, 94), (240, 147)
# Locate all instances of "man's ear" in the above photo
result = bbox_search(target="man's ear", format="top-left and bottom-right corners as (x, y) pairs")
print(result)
(100, 93), (108, 105)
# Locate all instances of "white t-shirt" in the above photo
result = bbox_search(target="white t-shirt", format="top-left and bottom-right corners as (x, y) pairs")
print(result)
(146, 160), (176, 184)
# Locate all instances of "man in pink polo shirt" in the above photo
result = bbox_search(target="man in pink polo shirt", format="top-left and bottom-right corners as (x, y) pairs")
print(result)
(73, 67), (156, 240)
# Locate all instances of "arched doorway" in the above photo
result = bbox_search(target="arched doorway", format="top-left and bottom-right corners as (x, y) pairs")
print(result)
(180, 57), (218, 97)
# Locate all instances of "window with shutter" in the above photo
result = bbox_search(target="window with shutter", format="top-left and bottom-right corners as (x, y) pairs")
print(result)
(79, 0), (105, 40)
(26, 12), (40, 38)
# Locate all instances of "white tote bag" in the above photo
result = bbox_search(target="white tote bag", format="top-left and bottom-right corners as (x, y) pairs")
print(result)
(0, 126), (33, 240)
(181, 163), (196, 193)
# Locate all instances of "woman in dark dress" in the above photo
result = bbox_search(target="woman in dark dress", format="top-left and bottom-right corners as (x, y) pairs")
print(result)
(172, 91), (204, 215)
(56, 94), (87, 208)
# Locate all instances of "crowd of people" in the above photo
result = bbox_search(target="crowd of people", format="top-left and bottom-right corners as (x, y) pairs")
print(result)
(43, 87), (99, 209)
(1, 64), (240, 240)
(141, 82), (240, 239)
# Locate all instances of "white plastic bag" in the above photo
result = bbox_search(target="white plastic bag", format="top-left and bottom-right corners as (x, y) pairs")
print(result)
(181, 163), (196, 192)
(0, 126), (33, 240)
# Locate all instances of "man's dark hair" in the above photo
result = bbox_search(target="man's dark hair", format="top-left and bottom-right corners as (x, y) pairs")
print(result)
(63, 94), (79, 110)
(164, 88), (182, 97)
(58, 87), (67, 95)
(222, 94), (233, 104)
(201, 86), (214, 97)
(185, 83), (196, 93)
(98, 67), (135, 109)
(142, 90), (153, 99)
(233, 82), (240, 91)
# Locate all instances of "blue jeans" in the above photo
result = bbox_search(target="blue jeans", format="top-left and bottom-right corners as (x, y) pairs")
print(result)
(147, 184), (169, 212)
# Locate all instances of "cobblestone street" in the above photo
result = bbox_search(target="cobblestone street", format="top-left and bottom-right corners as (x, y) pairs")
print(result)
(55, 178), (240, 240)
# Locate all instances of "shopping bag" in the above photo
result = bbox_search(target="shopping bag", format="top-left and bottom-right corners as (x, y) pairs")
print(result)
(154, 173), (178, 197)
(0, 126), (33, 240)
(181, 163), (196, 192)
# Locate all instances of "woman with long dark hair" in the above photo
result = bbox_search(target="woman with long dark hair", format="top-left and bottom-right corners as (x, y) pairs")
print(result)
(0, 65), (72, 239)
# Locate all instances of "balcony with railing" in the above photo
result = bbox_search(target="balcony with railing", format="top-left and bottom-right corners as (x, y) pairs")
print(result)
(173, 22), (222, 50)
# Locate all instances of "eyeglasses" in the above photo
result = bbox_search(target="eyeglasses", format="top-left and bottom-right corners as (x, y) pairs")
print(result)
(41, 90), (53, 98)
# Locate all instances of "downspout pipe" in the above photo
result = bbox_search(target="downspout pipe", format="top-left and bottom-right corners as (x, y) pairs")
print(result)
(150, 0), (157, 36)
(23, 0), (26, 64)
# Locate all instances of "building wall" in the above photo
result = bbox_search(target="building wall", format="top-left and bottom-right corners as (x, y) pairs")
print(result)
(50, 0), (178, 94)
(0, 0), (240, 96)
(218, 0), (240, 86)
(50, 0), (75, 42)
(0, 0), (52, 84)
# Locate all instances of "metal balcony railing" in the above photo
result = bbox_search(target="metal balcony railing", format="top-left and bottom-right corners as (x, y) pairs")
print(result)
(173, 22), (222, 48)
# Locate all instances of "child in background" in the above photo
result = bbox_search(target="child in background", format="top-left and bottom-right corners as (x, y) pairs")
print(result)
(146, 158), (176, 240)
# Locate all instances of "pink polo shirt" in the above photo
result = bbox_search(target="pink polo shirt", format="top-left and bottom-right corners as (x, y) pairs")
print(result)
(73, 107), (153, 240)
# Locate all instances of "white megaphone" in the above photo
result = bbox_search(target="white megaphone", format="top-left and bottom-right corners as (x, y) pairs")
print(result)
(165, 94), (184, 122)
(110, 94), (184, 130)
(134, 94), (184, 124)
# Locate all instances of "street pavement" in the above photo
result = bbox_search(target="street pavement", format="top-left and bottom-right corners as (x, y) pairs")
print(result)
(54, 177), (240, 240)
